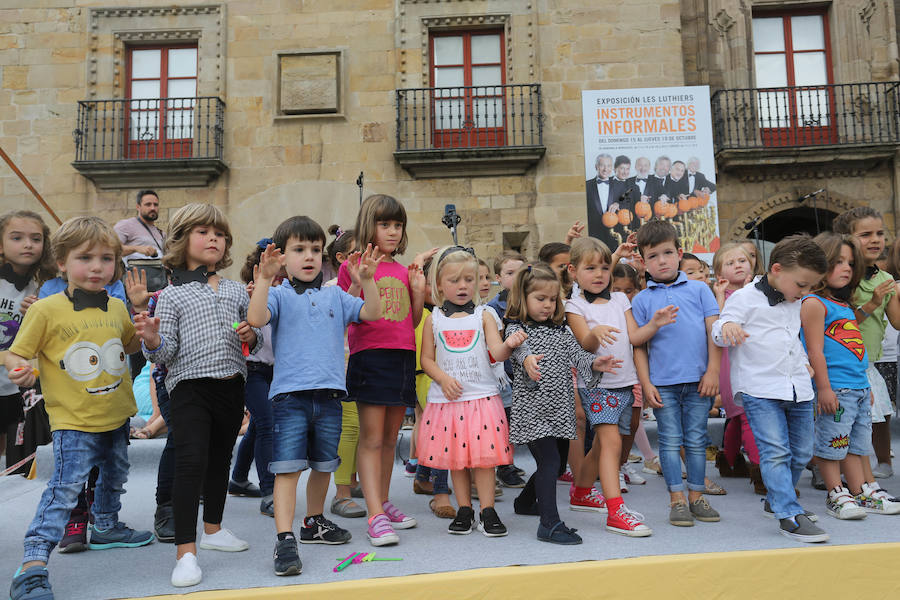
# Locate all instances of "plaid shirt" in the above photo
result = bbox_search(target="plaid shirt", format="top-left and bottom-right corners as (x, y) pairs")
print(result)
(143, 278), (261, 391)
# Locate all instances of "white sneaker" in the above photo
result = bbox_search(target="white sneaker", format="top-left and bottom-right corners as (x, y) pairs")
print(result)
(826, 487), (867, 520)
(618, 471), (629, 493)
(872, 463), (894, 479)
(622, 464), (646, 485)
(856, 482), (900, 515)
(199, 528), (249, 552)
(642, 456), (662, 476)
(171, 552), (202, 587)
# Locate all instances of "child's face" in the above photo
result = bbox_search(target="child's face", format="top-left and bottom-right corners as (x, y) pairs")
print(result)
(497, 259), (524, 290)
(851, 216), (886, 265)
(1, 217), (44, 272)
(478, 264), (492, 299)
(826, 243), (855, 290)
(768, 264), (823, 303)
(718, 249), (750, 285)
(437, 262), (476, 306)
(740, 242), (758, 271)
(611, 276), (637, 300)
(681, 258), (705, 281)
(547, 253), (570, 278)
(59, 241), (117, 293)
(284, 235), (324, 282)
(525, 280), (560, 322)
(374, 220), (404, 255)
(334, 239), (357, 266)
(186, 224), (226, 270)
(570, 253), (610, 296)
(642, 241), (682, 282)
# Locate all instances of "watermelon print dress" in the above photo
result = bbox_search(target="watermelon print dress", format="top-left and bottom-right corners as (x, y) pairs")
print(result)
(417, 305), (512, 470)
(507, 321), (602, 445)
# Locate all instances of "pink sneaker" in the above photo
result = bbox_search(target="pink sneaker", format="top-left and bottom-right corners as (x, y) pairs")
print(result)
(366, 514), (399, 546)
(382, 500), (417, 529)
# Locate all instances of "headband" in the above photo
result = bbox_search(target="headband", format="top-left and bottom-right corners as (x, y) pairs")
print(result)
(256, 237), (274, 250)
(438, 245), (476, 264)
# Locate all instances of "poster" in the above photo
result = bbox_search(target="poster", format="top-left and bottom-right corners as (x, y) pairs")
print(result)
(581, 86), (719, 262)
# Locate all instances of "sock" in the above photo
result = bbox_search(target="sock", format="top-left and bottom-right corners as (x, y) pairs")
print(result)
(606, 496), (624, 513)
(303, 515), (322, 527)
(277, 531), (295, 541)
(573, 486), (592, 498)
(408, 458), (418, 466)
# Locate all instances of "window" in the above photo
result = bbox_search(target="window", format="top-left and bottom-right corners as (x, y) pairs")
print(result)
(126, 45), (198, 158)
(752, 11), (834, 146)
(429, 30), (506, 147)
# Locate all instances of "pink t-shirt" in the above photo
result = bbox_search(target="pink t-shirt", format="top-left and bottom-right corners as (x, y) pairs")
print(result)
(338, 259), (416, 354)
(565, 291), (639, 389)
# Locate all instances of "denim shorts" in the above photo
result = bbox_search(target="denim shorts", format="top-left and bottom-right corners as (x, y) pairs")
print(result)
(347, 349), (416, 407)
(814, 387), (873, 460)
(270, 389), (344, 473)
(579, 386), (633, 434)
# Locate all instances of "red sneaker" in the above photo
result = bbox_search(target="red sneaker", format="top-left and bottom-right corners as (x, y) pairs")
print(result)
(606, 505), (652, 537)
(556, 469), (574, 485)
(59, 509), (89, 553)
(569, 487), (607, 513)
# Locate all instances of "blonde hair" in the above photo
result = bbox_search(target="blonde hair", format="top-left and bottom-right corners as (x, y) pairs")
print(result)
(505, 262), (566, 325)
(354, 194), (408, 256)
(163, 203), (233, 271)
(569, 237), (612, 268)
(712, 242), (752, 279)
(738, 240), (765, 276)
(0, 209), (56, 284)
(51, 216), (124, 282)
(429, 246), (480, 306)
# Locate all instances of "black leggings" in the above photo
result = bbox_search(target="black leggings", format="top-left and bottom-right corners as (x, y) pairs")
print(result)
(170, 377), (244, 545)
(517, 437), (568, 528)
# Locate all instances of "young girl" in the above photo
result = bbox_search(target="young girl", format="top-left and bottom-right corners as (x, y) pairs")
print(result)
(338, 194), (426, 546)
(740, 240), (765, 278)
(477, 258), (493, 301)
(710, 244), (761, 491)
(136, 203), (259, 587)
(507, 263), (620, 544)
(566, 238), (651, 536)
(417, 247), (526, 536)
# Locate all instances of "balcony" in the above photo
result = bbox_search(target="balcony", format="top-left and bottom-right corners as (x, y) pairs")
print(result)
(711, 82), (900, 171)
(394, 83), (545, 178)
(72, 97), (227, 189)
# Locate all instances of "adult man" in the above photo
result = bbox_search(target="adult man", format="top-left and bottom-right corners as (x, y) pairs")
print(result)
(114, 190), (167, 293)
(686, 157), (716, 196)
(587, 154), (633, 248)
(627, 156), (652, 200)
(645, 156), (671, 202)
(664, 160), (690, 201)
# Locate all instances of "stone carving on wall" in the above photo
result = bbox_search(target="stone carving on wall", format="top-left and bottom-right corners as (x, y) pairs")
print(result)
(727, 191), (858, 241)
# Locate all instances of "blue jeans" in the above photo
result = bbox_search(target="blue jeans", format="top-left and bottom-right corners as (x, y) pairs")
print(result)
(415, 464), (450, 495)
(741, 393), (813, 520)
(231, 363), (275, 495)
(24, 423), (130, 564)
(271, 389), (344, 473)
(653, 383), (710, 492)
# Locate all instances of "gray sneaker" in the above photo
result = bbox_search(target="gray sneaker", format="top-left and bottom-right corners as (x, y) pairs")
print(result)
(762, 499), (818, 522)
(689, 497), (720, 522)
(669, 501), (694, 527)
(330, 496), (366, 518)
(260, 495), (274, 518)
(779, 514), (829, 543)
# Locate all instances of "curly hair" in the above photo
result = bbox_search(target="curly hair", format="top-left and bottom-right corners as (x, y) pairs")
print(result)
(0, 209), (56, 285)
(162, 203), (232, 271)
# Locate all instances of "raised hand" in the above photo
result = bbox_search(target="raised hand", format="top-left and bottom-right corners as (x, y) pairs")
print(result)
(565, 220), (585, 245)
(871, 279), (895, 306)
(591, 324), (620, 347)
(504, 329), (528, 350)
(613, 240), (638, 263)
(19, 295), (38, 315)
(524, 354), (543, 381)
(409, 263), (426, 295)
(713, 277), (729, 299)
(124, 267), (150, 308)
(592, 354), (622, 373)
(256, 243), (284, 281)
(412, 247), (439, 270)
(357, 244), (384, 281)
(651, 305), (678, 328)
(133, 311), (161, 348)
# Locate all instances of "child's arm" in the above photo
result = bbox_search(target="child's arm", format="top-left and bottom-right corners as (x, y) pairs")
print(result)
(610, 233), (638, 271)
(566, 329), (622, 386)
(483, 310), (527, 362)
(507, 322), (542, 381)
(355, 245), (384, 321)
(138, 291), (179, 363)
(420, 314), (462, 400)
(247, 243), (284, 327)
(124, 268), (151, 313)
(700, 315), (721, 397)
(634, 345), (662, 408)
(4, 352), (36, 387)
(628, 305), (678, 346)
(409, 263), (426, 327)
(800, 297), (837, 415)
(712, 278), (729, 310)
(884, 282), (900, 329)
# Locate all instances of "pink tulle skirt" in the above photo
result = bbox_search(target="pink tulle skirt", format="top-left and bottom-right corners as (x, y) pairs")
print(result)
(417, 395), (511, 470)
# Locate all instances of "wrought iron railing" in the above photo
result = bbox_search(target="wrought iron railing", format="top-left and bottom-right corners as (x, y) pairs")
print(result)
(395, 83), (543, 151)
(711, 82), (900, 151)
(73, 96), (225, 162)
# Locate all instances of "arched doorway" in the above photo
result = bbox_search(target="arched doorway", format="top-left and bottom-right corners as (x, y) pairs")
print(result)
(745, 206), (839, 266)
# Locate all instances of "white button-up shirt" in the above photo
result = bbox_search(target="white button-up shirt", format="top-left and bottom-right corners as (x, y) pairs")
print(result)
(711, 278), (813, 402)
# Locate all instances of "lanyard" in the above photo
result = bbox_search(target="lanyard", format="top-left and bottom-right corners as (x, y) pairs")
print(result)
(137, 218), (164, 254)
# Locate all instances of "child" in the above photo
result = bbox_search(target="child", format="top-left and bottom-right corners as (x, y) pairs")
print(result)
(477, 258), (493, 302)
(507, 263), (620, 544)
(7, 217), (152, 600)
(740, 240), (765, 278)
(680, 252), (709, 283)
(247, 216), (383, 575)
(833, 207), (899, 481)
(337, 194), (426, 546)
(713, 235), (829, 542)
(710, 244), (761, 490)
(136, 204), (259, 587)
(566, 238), (651, 536)
(418, 247), (526, 536)
(630, 219), (722, 527)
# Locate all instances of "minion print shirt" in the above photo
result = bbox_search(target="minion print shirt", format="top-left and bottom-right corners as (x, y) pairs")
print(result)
(10, 293), (137, 432)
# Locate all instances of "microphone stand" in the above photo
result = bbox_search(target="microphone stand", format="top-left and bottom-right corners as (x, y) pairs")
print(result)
(356, 172), (364, 206)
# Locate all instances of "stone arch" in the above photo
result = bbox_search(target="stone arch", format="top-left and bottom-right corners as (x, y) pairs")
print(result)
(726, 190), (859, 241)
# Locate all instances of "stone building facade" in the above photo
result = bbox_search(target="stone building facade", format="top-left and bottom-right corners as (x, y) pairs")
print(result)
(0, 1), (898, 272)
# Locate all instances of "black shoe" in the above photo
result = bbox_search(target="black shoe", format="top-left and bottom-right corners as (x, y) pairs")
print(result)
(299, 515), (352, 545)
(497, 465), (527, 488)
(513, 495), (540, 516)
(512, 464), (526, 478)
(537, 520), (582, 545)
(448, 506), (476, 535)
(154, 501), (175, 543)
(478, 507), (508, 537)
(228, 479), (262, 497)
(273, 535), (302, 576)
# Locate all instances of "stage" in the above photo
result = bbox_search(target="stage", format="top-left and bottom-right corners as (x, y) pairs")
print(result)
(1, 419), (899, 599)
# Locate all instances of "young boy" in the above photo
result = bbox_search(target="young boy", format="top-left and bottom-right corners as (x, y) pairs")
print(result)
(629, 220), (721, 527)
(712, 235), (830, 542)
(247, 216), (382, 576)
(6, 217), (153, 600)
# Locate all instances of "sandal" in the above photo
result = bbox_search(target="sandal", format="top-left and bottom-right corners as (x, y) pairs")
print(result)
(413, 479), (434, 495)
(330, 496), (366, 518)
(429, 498), (456, 519)
(705, 480), (727, 495)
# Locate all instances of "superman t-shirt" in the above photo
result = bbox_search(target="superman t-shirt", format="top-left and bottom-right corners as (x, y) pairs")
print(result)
(801, 294), (869, 389)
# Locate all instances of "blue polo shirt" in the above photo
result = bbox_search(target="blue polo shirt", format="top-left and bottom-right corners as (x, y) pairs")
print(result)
(267, 280), (364, 397)
(631, 271), (719, 386)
